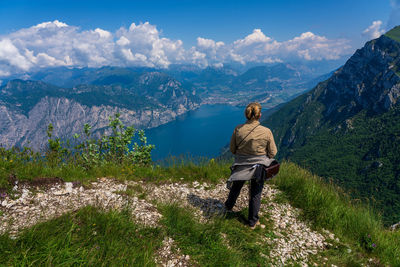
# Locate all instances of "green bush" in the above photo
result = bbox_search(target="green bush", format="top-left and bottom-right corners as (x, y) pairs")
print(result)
(65, 112), (155, 167)
(0, 112), (155, 188)
(42, 113), (155, 169)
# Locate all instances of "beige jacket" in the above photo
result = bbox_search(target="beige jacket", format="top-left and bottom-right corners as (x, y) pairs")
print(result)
(230, 120), (277, 158)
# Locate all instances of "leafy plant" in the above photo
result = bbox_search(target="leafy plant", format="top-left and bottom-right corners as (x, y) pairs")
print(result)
(43, 113), (155, 169)
(131, 130), (155, 165)
(100, 113), (136, 164)
(46, 123), (70, 166)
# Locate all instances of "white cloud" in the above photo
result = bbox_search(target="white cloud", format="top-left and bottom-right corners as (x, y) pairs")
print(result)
(94, 28), (112, 39)
(116, 36), (130, 46)
(0, 39), (33, 70)
(114, 22), (186, 68)
(34, 20), (68, 29)
(0, 20), (352, 76)
(227, 30), (350, 63)
(233, 29), (271, 47)
(283, 31), (350, 60)
(362, 20), (385, 40)
(191, 37), (226, 66)
(3, 20), (116, 69)
(0, 70), (10, 77)
(388, 0), (400, 29)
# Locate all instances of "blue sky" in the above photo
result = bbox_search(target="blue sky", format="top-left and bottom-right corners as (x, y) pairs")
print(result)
(0, 0), (397, 76)
(0, 0), (392, 46)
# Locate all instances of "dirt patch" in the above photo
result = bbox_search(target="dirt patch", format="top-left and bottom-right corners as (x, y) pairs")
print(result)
(2, 174), (68, 191)
(0, 174), (20, 197)
(0, 189), (7, 200)
(20, 177), (65, 188)
(8, 174), (17, 185)
(0, 174), (18, 193)
(12, 176), (83, 190)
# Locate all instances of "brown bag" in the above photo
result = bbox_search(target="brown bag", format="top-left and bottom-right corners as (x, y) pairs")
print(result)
(264, 160), (280, 179)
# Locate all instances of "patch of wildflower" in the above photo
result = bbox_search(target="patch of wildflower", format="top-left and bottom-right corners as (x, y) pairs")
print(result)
(363, 233), (377, 252)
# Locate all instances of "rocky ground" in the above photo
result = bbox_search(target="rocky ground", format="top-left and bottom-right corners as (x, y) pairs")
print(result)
(0, 177), (341, 266)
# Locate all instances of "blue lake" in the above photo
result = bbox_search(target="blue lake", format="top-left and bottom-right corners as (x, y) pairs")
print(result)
(142, 104), (253, 161)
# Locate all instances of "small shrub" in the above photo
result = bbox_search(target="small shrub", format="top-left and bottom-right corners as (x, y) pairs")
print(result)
(45, 112), (156, 168)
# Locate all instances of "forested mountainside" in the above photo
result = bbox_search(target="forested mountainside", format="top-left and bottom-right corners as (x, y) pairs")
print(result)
(263, 27), (400, 225)
(0, 73), (199, 150)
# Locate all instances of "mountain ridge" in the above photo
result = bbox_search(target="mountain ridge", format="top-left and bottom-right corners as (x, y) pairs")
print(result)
(0, 76), (200, 150)
(263, 30), (400, 224)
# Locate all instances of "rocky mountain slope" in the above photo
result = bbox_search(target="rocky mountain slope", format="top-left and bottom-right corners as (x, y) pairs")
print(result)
(0, 74), (199, 150)
(263, 27), (400, 225)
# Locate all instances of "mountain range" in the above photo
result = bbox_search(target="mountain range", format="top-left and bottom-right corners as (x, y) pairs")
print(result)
(263, 26), (400, 225)
(0, 72), (199, 150)
(0, 62), (330, 151)
(169, 63), (333, 106)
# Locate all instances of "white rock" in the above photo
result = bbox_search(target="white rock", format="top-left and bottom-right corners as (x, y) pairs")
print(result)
(65, 182), (73, 193)
(53, 190), (67, 196)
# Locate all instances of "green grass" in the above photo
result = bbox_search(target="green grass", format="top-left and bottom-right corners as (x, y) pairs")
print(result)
(159, 203), (272, 266)
(385, 25), (400, 43)
(0, 206), (163, 266)
(122, 158), (231, 184)
(116, 183), (147, 199)
(0, 202), (277, 266)
(0, 155), (231, 190)
(272, 161), (400, 266)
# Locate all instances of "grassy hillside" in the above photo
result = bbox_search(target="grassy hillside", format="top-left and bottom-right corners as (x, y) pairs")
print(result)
(385, 26), (400, 43)
(265, 98), (400, 225)
(1, 115), (399, 265)
(1, 158), (399, 265)
(285, 107), (400, 224)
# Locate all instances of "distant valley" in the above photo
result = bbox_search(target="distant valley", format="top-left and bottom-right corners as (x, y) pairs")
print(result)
(167, 62), (336, 106)
(0, 62), (334, 151)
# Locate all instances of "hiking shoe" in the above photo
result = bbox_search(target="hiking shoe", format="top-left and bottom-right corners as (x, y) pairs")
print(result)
(223, 204), (233, 212)
(223, 207), (234, 215)
(249, 221), (265, 230)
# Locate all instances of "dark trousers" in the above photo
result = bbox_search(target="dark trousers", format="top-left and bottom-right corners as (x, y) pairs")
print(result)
(224, 179), (264, 226)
